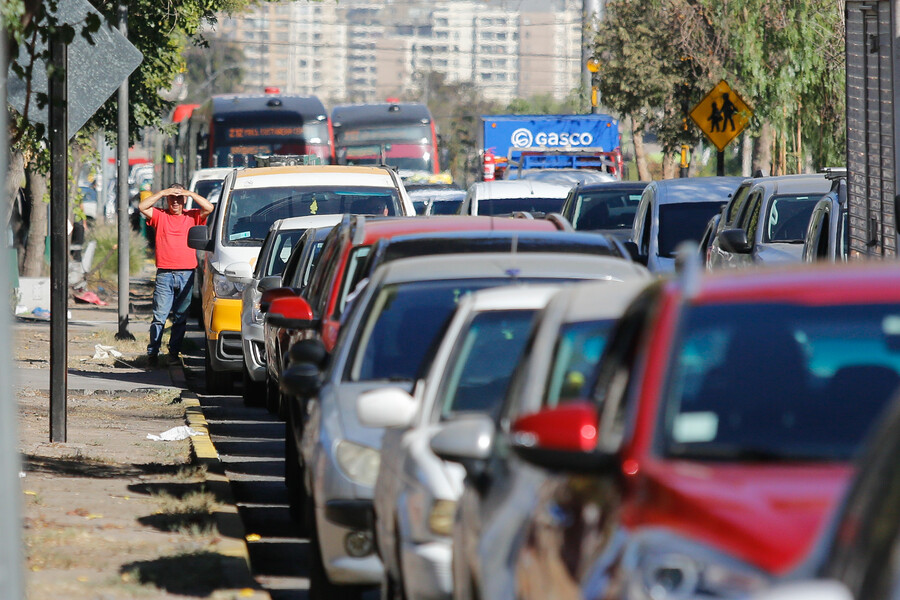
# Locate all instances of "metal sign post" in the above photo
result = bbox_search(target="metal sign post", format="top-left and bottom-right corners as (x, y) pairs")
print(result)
(689, 80), (753, 176)
(49, 33), (68, 442)
(116, 3), (135, 342)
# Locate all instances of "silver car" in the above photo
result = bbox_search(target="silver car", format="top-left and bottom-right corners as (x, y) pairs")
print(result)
(287, 251), (649, 599)
(226, 214), (342, 406)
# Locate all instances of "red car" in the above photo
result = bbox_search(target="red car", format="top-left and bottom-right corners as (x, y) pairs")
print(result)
(501, 261), (900, 599)
(262, 214), (578, 415)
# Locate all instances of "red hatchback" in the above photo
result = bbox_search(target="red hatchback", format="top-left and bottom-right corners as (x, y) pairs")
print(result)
(506, 262), (900, 599)
(262, 215), (575, 414)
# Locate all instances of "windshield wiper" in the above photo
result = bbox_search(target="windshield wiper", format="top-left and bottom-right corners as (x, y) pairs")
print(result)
(229, 237), (265, 245)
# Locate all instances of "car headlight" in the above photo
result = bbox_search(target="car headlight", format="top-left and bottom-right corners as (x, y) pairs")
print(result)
(428, 499), (457, 537)
(213, 271), (243, 299)
(620, 529), (770, 600)
(335, 440), (380, 487)
(248, 288), (263, 324)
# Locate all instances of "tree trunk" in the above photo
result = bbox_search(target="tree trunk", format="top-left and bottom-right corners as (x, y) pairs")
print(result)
(753, 123), (774, 176)
(662, 153), (677, 179)
(5, 149), (24, 226)
(630, 117), (652, 181)
(22, 168), (48, 277)
(741, 133), (753, 177)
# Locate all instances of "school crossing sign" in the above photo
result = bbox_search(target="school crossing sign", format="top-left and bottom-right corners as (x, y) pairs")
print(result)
(689, 80), (753, 152)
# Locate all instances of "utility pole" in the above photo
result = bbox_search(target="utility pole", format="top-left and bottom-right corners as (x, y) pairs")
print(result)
(582, 0), (601, 113)
(116, 3), (134, 342)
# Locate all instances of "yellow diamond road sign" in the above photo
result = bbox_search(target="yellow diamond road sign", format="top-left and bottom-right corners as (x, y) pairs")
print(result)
(690, 80), (753, 152)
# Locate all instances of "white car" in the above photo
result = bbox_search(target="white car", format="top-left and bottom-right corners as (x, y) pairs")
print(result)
(459, 180), (571, 216)
(226, 214), (342, 405)
(187, 166), (234, 206)
(360, 285), (561, 600)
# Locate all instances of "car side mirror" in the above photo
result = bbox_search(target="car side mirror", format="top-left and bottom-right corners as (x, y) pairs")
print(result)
(259, 287), (298, 314)
(187, 225), (212, 251)
(747, 580), (853, 600)
(357, 387), (417, 429)
(510, 401), (618, 474)
(280, 362), (322, 398)
(257, 275), (282, 292)
(622, 240), (647, 265)
(430, 414), (495, 479)
(266, 296), (320, 329)
(224, 262), (254, 285)
(718, 228), (752, 254)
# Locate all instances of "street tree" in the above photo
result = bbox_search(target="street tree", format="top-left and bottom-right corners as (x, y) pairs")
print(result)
(592, 0), (705, 179)
(2, 0), (282, 271)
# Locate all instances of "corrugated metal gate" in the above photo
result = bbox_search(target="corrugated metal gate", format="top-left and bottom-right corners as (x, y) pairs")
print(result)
(846, 0), (898, 258)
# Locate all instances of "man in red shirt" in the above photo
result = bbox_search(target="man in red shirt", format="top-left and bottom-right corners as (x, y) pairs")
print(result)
(139, 183), (214, 365)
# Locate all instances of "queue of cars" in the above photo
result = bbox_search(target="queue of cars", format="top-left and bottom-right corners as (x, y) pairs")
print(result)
(177, 159), (900, 600)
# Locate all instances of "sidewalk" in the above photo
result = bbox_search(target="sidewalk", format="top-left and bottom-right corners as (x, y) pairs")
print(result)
(14, 301), (270, 599)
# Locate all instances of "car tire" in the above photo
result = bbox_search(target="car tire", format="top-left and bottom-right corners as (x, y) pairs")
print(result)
(284, 422), (308, 534)
(306, 496), (371, 600)
(205, 350), (232, 395)
(242, 364), (266, 407)
(266, 373), (281, 415)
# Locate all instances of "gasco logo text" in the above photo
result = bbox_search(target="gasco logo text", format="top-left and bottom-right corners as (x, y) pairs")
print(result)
(511, 128), (595, 148)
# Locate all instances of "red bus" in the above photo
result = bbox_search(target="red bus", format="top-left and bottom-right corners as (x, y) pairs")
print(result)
(331, 102), (440, 177)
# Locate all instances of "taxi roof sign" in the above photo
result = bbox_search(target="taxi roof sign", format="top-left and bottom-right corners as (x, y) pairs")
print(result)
(689, 80), (753, 152)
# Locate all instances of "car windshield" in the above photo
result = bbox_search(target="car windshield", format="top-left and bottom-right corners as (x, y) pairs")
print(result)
(223, 186), (400, 246)
(657, 202), (725, 258)
(543, 319), (613, 408)
(661, 303), (900, 462)
(477, 197), (566, 216)
(765, 194), (823, 242)
(571, 190), (642, 231)
(347, 279), (547, 383)
(437, 309), (537, 420)
(264, 229), (307, 277)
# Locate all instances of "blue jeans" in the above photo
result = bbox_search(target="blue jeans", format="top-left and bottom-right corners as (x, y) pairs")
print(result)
(148, 269), (194, 356)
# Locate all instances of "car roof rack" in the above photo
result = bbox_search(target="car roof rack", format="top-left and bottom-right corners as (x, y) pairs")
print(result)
(545, 212), (574, 232)
(819, 166), (848, 181)
(254, 154), (323, 167)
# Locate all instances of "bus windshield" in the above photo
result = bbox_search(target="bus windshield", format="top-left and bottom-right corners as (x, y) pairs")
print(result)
(336, 123), (435, 173)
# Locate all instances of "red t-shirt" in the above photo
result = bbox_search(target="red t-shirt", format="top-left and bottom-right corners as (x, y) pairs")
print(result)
(148, 208), (206, 269)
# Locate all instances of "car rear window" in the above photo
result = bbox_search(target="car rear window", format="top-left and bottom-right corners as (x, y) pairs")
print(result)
(657, 202), (725, 258)
(477, 197), (565, 216)
(661, 302), (900, 462)
(571, 191), (642, 231)
(765, 194), (823, 243)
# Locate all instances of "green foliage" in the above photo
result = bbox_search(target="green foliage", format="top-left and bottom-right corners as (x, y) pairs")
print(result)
(505, 93), (580, 115)
(594, 0), (845, 170)
(85, 222), (148, 282)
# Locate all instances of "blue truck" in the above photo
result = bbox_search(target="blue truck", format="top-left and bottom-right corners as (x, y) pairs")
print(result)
(481, 114), (623, 181)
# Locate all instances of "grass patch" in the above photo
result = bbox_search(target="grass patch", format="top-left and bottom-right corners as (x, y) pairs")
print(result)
(150, 489), (218, 534)
(85, 223), (148, 283)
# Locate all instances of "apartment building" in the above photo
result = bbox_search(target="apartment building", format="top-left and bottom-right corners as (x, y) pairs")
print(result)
(206, 0), (581, 104)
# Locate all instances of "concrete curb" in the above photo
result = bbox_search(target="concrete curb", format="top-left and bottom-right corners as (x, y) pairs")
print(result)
(182, 390), (272, 600)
